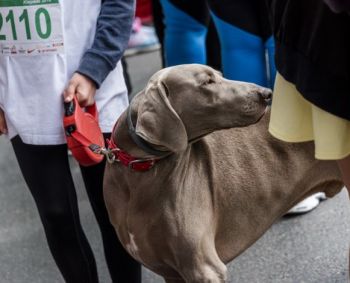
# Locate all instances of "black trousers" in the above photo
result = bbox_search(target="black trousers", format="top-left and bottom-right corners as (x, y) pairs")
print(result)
(11, 135), (141, 283)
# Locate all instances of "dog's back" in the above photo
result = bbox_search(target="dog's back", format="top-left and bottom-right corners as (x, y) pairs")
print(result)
(199, 110), (343, 263)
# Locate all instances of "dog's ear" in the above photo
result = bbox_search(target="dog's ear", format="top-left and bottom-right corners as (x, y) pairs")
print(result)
(135, 80), (188, 153)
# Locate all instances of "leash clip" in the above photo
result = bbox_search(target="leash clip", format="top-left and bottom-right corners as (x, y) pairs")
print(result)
(102, 147), (117, 164)
(89, 145), (116, 164)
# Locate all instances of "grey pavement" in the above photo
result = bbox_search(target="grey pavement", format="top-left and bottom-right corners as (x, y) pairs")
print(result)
(0, 50), (349, 283)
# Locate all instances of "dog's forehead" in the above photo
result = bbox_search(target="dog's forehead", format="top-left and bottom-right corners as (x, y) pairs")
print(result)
(145, 65), (217, 94)
(172, 64), (214, 77)
(152, 64), (214, 81)
(165, 64), (214, 83)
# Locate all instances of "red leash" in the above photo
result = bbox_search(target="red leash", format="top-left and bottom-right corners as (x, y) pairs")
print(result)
(63, 97), (167, 171)
(63, 96), (104, 166)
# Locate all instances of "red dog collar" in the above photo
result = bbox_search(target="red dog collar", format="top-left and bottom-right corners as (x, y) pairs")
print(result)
(107, 137), (159, 171)
(107, 106), (171, 172)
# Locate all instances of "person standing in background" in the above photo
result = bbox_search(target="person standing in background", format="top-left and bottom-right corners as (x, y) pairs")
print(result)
(266, 0), (350, 211)
(0, 0), (141, 282)
(159, 0), (276, 88)
(125, 0), (160, 57)
(158, 0), (327, 213)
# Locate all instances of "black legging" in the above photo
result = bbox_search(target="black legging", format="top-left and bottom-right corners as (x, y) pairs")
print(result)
(11, 134), (141, 283)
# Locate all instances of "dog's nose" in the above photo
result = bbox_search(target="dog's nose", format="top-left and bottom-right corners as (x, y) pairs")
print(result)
(259, 87), (272, 100)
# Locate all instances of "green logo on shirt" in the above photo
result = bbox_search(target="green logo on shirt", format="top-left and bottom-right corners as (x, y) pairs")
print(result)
(0, 1), (59, 41)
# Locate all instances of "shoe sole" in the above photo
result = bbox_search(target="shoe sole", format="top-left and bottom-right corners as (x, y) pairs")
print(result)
(285, 192), (327, 215)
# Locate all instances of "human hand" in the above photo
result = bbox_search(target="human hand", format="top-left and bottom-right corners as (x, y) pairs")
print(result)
(63, 73), (97, 107)
(0, 108), (8, 135)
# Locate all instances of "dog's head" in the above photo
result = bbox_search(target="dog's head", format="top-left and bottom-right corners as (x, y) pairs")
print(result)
(135, 64), (271, 153)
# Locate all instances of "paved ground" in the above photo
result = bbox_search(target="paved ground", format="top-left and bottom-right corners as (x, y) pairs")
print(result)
(0, 51), (349, 283)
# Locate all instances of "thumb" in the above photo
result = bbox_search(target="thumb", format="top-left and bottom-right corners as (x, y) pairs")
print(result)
(63, 81), (78, 103)
(0, 109), (8, 135)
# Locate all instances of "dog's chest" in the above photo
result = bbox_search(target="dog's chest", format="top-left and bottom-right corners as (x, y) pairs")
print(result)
(125, 232), (142, 261)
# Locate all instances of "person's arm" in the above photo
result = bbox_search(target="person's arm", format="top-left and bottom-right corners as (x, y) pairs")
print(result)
(77, 0), (135, 88)
(64, 0), (135, 105)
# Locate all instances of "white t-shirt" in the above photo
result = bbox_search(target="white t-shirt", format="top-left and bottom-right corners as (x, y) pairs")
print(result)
(0, 0), (128, 145)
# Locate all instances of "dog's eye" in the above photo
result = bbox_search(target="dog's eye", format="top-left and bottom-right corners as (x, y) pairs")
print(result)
(203, 77), (215, 85)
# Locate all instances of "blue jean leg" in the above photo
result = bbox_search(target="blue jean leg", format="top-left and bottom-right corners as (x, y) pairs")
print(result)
(211, 11), (268, 86)
(160, 0), (208, 66)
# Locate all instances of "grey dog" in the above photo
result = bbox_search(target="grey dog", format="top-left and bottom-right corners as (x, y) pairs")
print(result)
(103, 64), (343, 283)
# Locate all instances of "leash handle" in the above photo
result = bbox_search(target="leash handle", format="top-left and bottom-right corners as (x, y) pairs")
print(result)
(64, 96), (98, 120)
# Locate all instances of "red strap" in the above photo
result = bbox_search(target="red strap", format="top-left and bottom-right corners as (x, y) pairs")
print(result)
(117, 150), (155, 171)
(107, 137), (156, 171)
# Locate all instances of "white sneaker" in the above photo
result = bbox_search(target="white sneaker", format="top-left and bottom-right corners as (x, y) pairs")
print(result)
(124, 18), (161, 57)
(285, 192), (327, 215)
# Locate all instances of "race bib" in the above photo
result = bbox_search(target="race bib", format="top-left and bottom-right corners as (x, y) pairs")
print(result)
(0, 0), (64, 56)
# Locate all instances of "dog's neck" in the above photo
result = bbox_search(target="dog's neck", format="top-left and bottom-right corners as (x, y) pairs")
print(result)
(113, 98), (169, 159)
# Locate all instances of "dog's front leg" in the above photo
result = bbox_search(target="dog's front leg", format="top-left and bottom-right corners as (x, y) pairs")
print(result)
(174, 237), (227, 283)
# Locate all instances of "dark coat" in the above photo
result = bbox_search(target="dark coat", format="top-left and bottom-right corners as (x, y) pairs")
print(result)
(267, 0), (350, 120)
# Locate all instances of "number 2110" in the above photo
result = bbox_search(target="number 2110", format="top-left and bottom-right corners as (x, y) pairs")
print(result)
(0, 8), (52, 41)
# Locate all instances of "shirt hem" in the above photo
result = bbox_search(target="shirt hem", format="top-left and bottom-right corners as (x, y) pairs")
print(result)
(269, 126), (350, 160)
(268, 126), (313, 143)
(16, 134), (67, 145)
